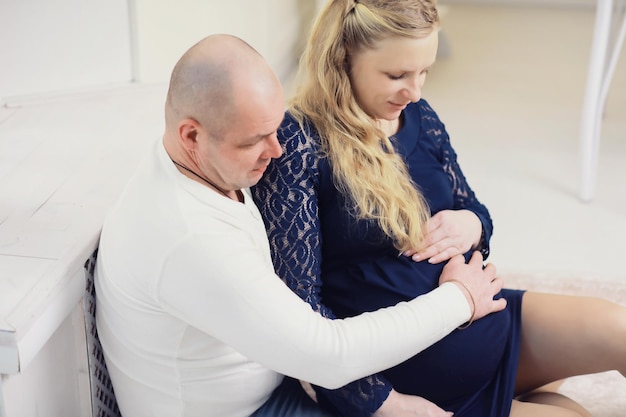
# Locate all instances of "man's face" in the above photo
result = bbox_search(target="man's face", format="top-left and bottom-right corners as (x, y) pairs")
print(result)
(196, 81), (285, 191)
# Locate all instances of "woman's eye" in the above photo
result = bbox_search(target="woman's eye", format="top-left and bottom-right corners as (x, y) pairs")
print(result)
(388, 73), (405, 80)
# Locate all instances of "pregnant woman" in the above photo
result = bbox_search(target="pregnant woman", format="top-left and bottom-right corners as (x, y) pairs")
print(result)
(253, 1), (626, 416)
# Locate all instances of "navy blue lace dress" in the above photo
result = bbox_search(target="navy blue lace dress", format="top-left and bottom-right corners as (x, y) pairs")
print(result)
(252, 100), (524, 417)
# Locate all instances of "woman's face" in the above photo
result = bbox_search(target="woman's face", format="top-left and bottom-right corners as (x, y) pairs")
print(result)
(348, 30), (439, 121)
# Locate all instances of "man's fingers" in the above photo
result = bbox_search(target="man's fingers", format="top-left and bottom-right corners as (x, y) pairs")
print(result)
(492, 297), (508, 313)
(492, 276), (504, 291)
(468, 250), (484, 265)
(483, 261), (496, 277)
(447, 253), (465, 266)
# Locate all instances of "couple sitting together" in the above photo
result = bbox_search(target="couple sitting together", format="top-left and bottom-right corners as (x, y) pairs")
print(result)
(94, 1), (626, 416)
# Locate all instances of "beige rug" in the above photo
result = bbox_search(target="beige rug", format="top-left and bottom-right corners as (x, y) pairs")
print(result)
(504, 273), (626, 417)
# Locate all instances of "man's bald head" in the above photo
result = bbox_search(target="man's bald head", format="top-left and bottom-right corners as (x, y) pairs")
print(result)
(164, 34), (278, 140)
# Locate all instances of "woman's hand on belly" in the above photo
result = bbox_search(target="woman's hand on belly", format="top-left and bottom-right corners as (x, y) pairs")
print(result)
(402, 210), (482, 264)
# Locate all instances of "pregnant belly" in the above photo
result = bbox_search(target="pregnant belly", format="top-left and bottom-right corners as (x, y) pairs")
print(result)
(323, 257), (511, 405)
(383, 305), (510, 406)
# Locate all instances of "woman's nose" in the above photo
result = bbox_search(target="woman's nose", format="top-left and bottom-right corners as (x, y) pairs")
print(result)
(402, 78), (422, 103)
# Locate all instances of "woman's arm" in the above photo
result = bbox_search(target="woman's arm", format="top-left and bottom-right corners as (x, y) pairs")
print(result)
(251, 116), (401, 416)
(406, 102), (493, 264)
(432, 103), (493, 257)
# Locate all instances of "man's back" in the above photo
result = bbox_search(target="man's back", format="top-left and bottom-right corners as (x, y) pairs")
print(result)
(95, 140), (283, 417)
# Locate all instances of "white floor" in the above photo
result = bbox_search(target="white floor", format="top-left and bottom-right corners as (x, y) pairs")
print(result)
(423, 4), (626, 283)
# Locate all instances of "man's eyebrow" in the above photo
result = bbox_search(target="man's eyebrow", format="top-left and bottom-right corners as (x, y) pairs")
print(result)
(242, 131), (274, 144)
(258, 129), (278, 139)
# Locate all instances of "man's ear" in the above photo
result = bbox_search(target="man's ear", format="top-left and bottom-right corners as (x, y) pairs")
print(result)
(178, 118), (202, 151)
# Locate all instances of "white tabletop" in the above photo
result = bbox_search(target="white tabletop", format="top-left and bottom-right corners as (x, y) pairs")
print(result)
(0, 84), (166, 373)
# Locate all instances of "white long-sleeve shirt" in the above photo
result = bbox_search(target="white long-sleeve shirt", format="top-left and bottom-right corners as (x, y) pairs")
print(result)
(94, 140), (471, 417)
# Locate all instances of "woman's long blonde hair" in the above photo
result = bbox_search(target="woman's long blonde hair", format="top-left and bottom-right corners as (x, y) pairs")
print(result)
(289, 0), (439, 252)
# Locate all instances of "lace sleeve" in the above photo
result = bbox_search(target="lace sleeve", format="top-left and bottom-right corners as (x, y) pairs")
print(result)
(252, 118), (332, 316)
(421, 102), (493, 258)
(252, 117), (392, 417)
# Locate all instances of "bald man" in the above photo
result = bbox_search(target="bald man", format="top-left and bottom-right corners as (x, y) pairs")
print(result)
(94, 34), (502, 417)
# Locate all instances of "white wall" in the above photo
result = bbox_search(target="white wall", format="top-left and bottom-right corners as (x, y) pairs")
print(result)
(0, 0), (313, 102)
(0, 0), (133, 101)
(131, 0), (313, 85)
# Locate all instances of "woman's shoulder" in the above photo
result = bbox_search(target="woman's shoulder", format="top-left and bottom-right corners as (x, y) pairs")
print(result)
(281, 111), (315, 135)
(405, 99), (443, 127)
(402, 99), (449, 149)
(264, 111), (324, 185)
(279, 111), (300, 132)
(279, 111), (322, 152)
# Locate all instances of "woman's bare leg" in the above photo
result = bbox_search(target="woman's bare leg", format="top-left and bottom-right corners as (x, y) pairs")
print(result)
(510, 396), (590, 417)
(516, 387), (593, 417)
(515, 292), (626, 395)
